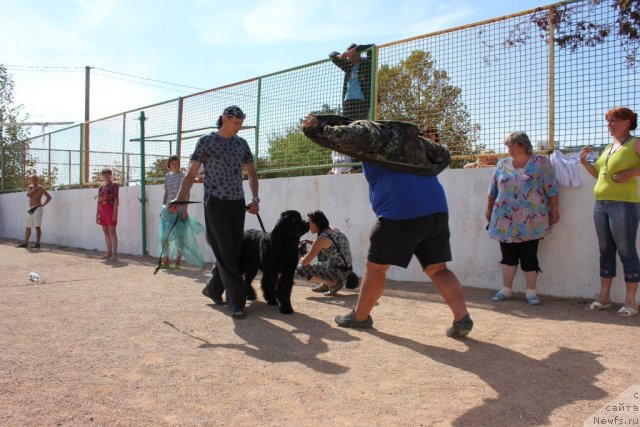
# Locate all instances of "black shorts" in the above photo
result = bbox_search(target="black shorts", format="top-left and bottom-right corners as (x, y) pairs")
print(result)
(499, 239), (541, 272)
(367, 213), (452, 268)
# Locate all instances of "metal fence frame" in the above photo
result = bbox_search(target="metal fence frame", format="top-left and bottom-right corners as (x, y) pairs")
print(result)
(2, 0), (637, 192)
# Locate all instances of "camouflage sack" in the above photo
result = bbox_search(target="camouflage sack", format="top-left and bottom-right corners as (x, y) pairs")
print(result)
(302, 114), (450, 176)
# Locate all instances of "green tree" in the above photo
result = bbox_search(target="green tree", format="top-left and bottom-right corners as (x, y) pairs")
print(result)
(377, 50), (480, 163)
(0, 65), (32, 191)
(146, 157), (170, 181)
(90, 163), (124, 186)
(39, 166), (59, 188)
(262, 104), (338, 178)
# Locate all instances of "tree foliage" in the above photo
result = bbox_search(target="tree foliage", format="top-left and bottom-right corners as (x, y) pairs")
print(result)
(377, 50), (480, 161)
(504, 0), (640, 66)
(90, 163), (125, 186)
(146, 157), (171, 180)
(262, 104), (337, 178)
(0, 65), (33, 191)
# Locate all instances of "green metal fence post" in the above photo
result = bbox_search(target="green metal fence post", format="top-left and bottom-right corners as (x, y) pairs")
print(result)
(255, 78), (262, 168)
(21, 140), (25, 188)
(548, 7), (555, 151)
(1, 145), (4, 192)
(176, 97), (183, 158)
(121, 113), (126, 186)
(79, 124), (84, 186)
(370, 45), (378, 121)
(138, 111), (148, 255)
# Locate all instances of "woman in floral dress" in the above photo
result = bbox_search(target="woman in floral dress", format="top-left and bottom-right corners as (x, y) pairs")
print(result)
(485, 132), (560, 305)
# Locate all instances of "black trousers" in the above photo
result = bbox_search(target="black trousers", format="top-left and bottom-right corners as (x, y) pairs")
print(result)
(203, 196), (247, 311)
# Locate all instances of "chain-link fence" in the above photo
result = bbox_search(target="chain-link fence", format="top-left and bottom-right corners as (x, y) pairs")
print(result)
(2, 0), (637, 190)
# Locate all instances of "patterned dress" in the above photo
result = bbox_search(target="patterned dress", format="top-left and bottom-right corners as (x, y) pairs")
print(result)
(97, 182), (119, 226)
(487, 155), (559, 243)
(296, 230), (353, 285)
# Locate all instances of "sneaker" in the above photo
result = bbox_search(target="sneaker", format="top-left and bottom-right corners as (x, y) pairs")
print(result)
(324, 281), (344, 296)
(29, 243), (41, 249)
(335, 310), (373, 329)
(526, 294), (542, 305)
(446, 314), (473, 338)
(202, 286), (226, 305)
(17, 242), (28, 248)
(311, 284), (329, 293)
(230, 309), (246, 319)
(170, 264), (181, 270)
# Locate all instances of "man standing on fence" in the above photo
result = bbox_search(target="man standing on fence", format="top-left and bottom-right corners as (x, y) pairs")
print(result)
(328, 42), (374, 174)
(173, 106), (259, 319)
(17, 174), (52, 249)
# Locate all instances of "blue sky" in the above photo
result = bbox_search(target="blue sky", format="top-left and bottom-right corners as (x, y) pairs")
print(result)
(2, 0), (556, 130)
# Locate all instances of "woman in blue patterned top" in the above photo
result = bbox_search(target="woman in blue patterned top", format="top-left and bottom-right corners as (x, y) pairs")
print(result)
(485, 132), (560, 305)
(173, 105), (260, 319)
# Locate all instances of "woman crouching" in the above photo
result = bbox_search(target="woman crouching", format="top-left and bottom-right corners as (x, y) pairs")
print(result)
(296, 210), (353, 296)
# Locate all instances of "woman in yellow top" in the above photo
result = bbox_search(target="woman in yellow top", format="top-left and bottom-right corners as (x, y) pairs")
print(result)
(580, 106), (640, 316)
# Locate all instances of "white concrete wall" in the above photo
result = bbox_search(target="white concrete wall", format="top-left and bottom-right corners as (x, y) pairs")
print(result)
(1, 169), (637, 302)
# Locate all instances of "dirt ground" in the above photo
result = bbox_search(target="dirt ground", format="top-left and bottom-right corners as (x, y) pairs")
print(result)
(1, 239), (639, 427)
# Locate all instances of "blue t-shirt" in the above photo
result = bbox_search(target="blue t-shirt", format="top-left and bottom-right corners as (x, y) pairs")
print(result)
(363, 162), (448, 220)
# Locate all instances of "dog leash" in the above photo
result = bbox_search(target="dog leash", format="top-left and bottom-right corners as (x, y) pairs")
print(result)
(246, 205), (266, 233)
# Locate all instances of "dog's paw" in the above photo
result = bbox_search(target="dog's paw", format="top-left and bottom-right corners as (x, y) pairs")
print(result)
(247, 288), (257, 301)
(279, 304), (294, 315)
(266, 298), (278, 306)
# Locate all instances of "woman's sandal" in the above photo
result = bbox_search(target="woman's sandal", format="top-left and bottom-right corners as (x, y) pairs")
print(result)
(585, 301), (612, 311)
(490, 290), (512, 302)
(617, 306), (639, 317)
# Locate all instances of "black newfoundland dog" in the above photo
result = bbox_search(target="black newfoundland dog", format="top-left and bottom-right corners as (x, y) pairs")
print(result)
(239, 210), (309, 314)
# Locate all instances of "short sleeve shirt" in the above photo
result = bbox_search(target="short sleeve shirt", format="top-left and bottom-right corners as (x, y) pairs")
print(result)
(164, 171), (185, 201)
(98, 182), (119, 205)
(487, 154), (559, 243)
(190, 132), (254, 200)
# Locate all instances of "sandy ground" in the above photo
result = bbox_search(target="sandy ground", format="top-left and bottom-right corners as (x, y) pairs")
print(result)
(1, 239), (639, 426)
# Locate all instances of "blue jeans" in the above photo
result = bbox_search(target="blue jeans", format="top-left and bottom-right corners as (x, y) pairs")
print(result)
(593, 201), (640, 282)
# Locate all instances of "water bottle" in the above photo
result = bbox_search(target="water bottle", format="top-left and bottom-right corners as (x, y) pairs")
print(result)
(29, 272), (40, 282)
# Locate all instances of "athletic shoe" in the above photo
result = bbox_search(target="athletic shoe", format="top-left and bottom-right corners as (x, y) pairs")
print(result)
(311, 284), (329, 293)
(29, 243), (41, 249)
(202, 286), (226, 305)
(230, 309), (246, 319)
(17, 242), (28, 248)
(446, 314), (473, 338)
(325, 281), (344, 296)
(335, 310), (373, 328)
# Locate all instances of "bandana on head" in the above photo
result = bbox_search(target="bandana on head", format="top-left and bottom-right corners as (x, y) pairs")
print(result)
(216, 105), (245, 128)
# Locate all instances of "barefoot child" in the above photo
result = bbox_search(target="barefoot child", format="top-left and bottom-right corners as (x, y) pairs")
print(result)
(96, 169), (119, 261)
